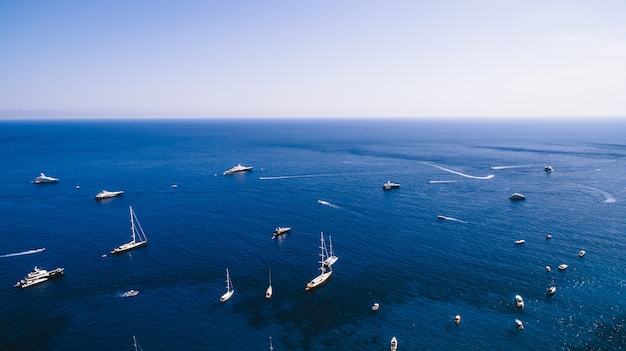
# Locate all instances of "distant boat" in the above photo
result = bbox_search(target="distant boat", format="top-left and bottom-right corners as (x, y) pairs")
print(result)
(578, 250), (586, 257)
(515, 319), (524, 330)
(95, 189), (124, 200)
(323, 234), (338, 267)
(558, 264), (568, 271)
(265, 268), (273, 299)
(132, 335), (144, 351)
(272, 227), (291, 238)
(33, 172), (58, 184)
(545, 234), (552, 239)
(372, 302), (380, 311)
(220, 268), (234, 302)
(14, 266), (64, 288)
(438, 215), (446, 220)
(508, 193), (526, 200)
(268, 336), (273, 351)
(546, 265), (551, 272)
(545, 165), (554, 173)
(455, 314), (461, 324)
(110, 206), (148, 254)
(547, 280), (557, 296)
(317, 200), (330, 205)
(305, 232), (333, 291)
(390, 336), (398, 351)
(171, 184), (178, 188)
(223, 164), (253, 175)
(514, 239), (525, 245)
(122, 289), (139, 297)
(515, 294), (524, 308)
(382, 181), (400, 190)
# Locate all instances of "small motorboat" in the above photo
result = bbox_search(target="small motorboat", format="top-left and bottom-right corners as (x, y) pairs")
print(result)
(546, 234), (552, 239)
(508, 192), (526, 200)
(371, 303), (380, 311)
(454, 314), (461, 324)
(546, 265), (551, 272)
(515, 319), (524, 330)
(382, 181), (400, 190)
(545, 165), (554, 173)
(122, 290), (139, 297)
(558, 264), (568, 271)
(578, 250), (586, 257)
(438, 215), (446, 220)
(390, 336), (398, 351)
(514, 239), (526, 245)
(272, 227), (292, 237)
(515, 294), (524, 309)
(547, 285), (557, 295)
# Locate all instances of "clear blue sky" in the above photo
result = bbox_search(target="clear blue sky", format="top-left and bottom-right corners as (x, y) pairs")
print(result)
(1, 0), (625, 119)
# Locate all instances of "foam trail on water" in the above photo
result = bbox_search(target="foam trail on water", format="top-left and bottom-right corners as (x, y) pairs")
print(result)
(318, 200), (341, 209)
(424, 162), (495, 180)
(439, 216), (467, 223)
(0, 248), (45, 258)
(428, 180), (458, 184)
(490, 165), (534, 170)
(260, 174), (325, 180)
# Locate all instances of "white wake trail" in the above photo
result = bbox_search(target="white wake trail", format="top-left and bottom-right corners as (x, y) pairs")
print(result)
(260, 174), (325, 180)
(0, 248), (45, 258)
(424, 162), (494, 180)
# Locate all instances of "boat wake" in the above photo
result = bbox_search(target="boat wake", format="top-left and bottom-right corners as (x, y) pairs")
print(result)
(490, 165), (534, 170)
(428, 180), (458, 184)
(438, 216), (467, 223)
(318, 200), (341, 209)
(260, 174), (326, 180)
(574, 184), (616, 203)
(0, 248), (45, 258)
(424, 162), (494, 180)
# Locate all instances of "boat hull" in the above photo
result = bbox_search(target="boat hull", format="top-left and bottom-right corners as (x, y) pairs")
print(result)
(305, 271), (332, 290)
(110, 240), (147, 254)
(220, 290), (234, 302)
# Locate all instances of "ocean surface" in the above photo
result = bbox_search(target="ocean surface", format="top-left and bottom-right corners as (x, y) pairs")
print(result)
(1, 118), (626, 351)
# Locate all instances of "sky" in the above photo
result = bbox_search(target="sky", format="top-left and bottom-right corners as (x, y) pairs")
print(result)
(1, 0), (625, 119)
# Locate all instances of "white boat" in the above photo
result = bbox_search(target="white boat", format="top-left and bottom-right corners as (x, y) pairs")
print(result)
(323, 234), (338, 267)
(372, 302), (380, 311)
(515, 294), (524, 308)
(578, 250), (586, 257)
(265, 268), (273, 299)
(390, 336), (398, 351)
(33, 172), (59, 183)
(454, 314), (461, 324)
(515, 319), (524, 330)
(514, 239), (525, 245)
(14, 266), (64, 288)
(545, 165), (554, 173)
(508, 192), (526, 200)
(305, 232), (333, 291)
(223, 164), (253, 175)
(558, 264), (568, 271)
(268, 336), (273, 351)
(272, 227), (291, 238)
(110, 206), (148, 254)
(547, 280), (557, 295)
(122, 289), (139, 297)
(220, 268), (234, 302)
(317, 200), (330, 205)
(546, 234), (552, 239)
(95, 189), (124, 200)
(546, 265), (551, 272)
(382, 181), (400, 190)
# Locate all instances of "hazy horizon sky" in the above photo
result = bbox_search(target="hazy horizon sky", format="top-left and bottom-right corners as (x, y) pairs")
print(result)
(1, 1), (625, 120)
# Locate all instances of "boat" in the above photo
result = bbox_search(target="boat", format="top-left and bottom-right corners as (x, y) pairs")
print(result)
(372, 302), (380, 311)
(545, 165), (554, 173)
(515, 319), (524, 330)
(514, 240), (525, 245)
(110, 206), (148, 254)
(132, 336), (144, 351)
(272, 227), (291, 238)
(323, 234), (338, 267)
(546, 234), (552, 239)
(390, 336), (398, 351)
(438, 215), (446, 220)
(269, 336), (273, 351)
(122, 289), (139, 297)
(265, 268), (273, 299)
(220, 268), (234, 302)
(455, 314), (461, 324)
(14, 266), (64, 288)
(317, 200), (330, 205)
(223, 164), (253, 175)
(508, 193), (526, 200)
(546, 265), (551, 272)
(558, 264), (568, 271)
(382, 181), (400, 190)
(578, 250), (586, 257)
(515, 294), (524, 308)
(95, 189), (124, 200)
(305, 232), (333, 291)
(547, 280), (557, 295)
(33, 172), (58, 183)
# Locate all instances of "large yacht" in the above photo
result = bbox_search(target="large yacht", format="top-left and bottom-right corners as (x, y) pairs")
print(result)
(33, 173), (59, 184)
(272, 227), (291, 237)
(14, 266), (64, 288)
(95, 190), (124, 200)
(223, 164), (253, 175)
(382, 181), (400, 190)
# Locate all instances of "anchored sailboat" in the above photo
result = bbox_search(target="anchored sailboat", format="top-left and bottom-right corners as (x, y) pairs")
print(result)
(265, 267), (273, 299)
(220, 268), (234, 302)
(305, 232), (333, 291)
(111, 206), (148, 254)
(323, 234), (338, 267)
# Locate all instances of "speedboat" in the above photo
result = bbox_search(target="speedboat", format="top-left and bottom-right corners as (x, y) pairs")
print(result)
(14, 266), (64, 288)
(578, 250), (586, 257)
(438, 215), (446, 220)
(545, 165), (554, 173)
(508, 193), (526, 200)
(515, 294), (524, 308)
(122, 290), (139, 297)
(547, 285), (557, 295)
(95, 190), (124, 200)
(514, 239), (525, 245)
(382, 181), (400, 190)
(223, 164), (253, 175)
(390, 336), (398, 351)
(558, 264), (568, 271)
(372, 303), (380, 311)
(546, 265), (551, 272)
(515, 319), (524, 330)
(273, 227), (291, 237)
(33, 173), (59, 183)
(546, 234), (552, 239)
(454, 314), (461, 324)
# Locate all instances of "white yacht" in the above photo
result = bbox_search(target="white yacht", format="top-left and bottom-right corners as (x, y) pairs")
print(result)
(515, 294), (524, 308)
(382, 181), (400, 190)
(33, 173), (59, 183)
(14, 266), (64, 288)
(390, 336), (398, 351)
(578, 250), (586, 257)
(122, 289), (139, 297)
(110, 207), (148, 254)
(95, 190), (124, 200)
(516, 319), (524, 330)
(558, 264), (568, 271)
(272, 227), (291, 237)
(514, 239), (526, 245)
(508, 193), (526, 200)
(371, 302), (380, 311)
(305, 232), (333, 291)
(223, 164), (253, 175)
(547, 284), (557, 295)
(220, 268), (234, 302)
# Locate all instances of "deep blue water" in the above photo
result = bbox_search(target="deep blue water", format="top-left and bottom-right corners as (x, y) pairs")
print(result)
(1, 118), (626, 351)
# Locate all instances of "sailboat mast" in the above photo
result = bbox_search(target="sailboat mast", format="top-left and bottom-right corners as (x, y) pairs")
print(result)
(269, 336), (274, 351)
(129, 206), (136, 243)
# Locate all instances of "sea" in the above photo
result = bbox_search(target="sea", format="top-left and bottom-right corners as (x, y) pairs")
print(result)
(1, 118), (625, 351)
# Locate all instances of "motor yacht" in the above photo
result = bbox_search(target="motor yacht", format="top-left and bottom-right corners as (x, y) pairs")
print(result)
(223, 164), (253, 175)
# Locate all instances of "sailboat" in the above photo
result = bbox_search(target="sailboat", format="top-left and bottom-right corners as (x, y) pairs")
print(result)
(323, 234), (338, 267)
(132, 336), (144, 351)
(265, 267), (273, 299)
(111, 206), (148, 254)
(305, 232), (333, 291)
(220, 268), (234, 302)
(269, 336), (274, 351)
